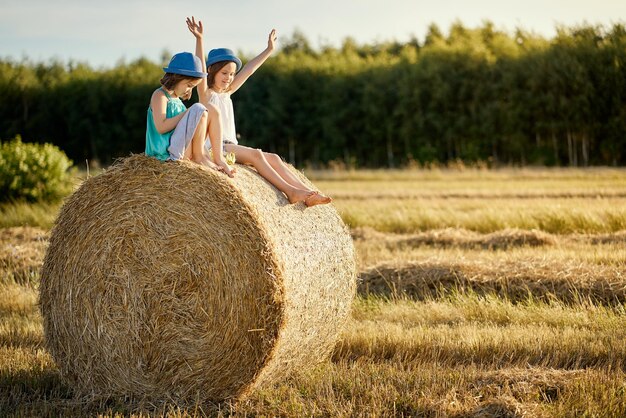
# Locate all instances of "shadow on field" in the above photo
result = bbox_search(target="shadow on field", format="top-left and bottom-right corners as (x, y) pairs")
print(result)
(588, 231), (626, 245)
(0, 367), (77, 416)
(352, 227), (557, 251)
(358, 262), (626, 306)
(353, 227), (626, 250)
(0, 332), (43, 350)
(0, 366), (226, 417)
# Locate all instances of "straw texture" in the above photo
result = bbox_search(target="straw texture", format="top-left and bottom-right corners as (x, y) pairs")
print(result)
(39, 154), (356, 402)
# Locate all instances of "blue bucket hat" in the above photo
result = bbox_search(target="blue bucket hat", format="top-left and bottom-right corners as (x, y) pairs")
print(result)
(163, 52), (207, 78)
(206, 48), (242, 72)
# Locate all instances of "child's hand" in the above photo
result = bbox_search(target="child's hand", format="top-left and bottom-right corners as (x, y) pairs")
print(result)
(217, 160), (236, 178)
(186, 16), (203, 39)
(267, 29), (277, 51)
(201, 157), (221, 171)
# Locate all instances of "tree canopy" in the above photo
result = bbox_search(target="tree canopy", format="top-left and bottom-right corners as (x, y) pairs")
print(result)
(1, 22), (625, 167)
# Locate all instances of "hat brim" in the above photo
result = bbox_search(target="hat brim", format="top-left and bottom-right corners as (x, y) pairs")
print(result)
(206, 55), (242, 72)
(162, 67), (208, 78)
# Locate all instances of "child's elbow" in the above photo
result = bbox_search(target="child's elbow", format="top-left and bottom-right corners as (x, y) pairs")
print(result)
(155, 124), (170, 135)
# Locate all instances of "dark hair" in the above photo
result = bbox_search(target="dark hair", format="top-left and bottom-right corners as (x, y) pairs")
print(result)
(159, 73), (199, 90)
(207, 61), (234, 91)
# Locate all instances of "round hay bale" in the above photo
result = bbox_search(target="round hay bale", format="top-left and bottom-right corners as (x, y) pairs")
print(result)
(40, 154), (356, 402)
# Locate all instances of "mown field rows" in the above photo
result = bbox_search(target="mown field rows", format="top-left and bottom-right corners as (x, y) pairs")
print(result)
(1, 167), (625, 416)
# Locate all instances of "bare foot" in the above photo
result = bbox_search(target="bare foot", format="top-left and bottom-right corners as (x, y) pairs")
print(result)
(287, 189), (313, 204)
(304, 191), (332, 207)
(218, 160), (236, 178)
(202, 158), (222, 171)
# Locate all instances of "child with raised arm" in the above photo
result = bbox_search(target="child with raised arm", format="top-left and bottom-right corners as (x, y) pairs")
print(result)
(187, 17), (331, 206)
(146, 50), (232, 176)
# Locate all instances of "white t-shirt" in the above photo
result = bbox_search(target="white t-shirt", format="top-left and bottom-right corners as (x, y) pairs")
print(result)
(204, 91), (238, 151)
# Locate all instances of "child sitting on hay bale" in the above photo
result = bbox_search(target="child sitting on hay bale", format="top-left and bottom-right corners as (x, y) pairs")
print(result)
(186, 16), (331, 207)
(145, 51), (234, 176)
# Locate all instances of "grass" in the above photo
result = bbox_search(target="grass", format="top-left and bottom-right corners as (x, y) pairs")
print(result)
(1, 282), (625, 416)
(0, 202), (62, 230)
(3, 166), (626, 234)
(354, 228), (626, 304)
(1, 166), (626, 416)
(0, 168), (89, 230)
(311, 166), (626, 234)
(338, 296), (626, 370)
(334, 197), (626, 234)
(0, 227), (48, 286)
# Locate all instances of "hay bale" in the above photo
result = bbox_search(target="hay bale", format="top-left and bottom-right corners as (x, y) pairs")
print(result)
(40, 154), (356, 402)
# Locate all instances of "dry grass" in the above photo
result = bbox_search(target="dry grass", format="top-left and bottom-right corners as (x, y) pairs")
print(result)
(355, 231), (626, 269)
(0, 202), (62, 230)
(335, 197), (626, 234)
(308, 166), (626, 183)
(1, 166), (626, 416)
(358, 256), (626, 305)
(238, 363), (626, 417)
(1, 282), (625, 417)
(352, 226), (558, 250)
(312, 167), (626, 234)
(354, 227), (626, 305)
(4, 167), (626, 235)
(337, 296), (626, 370)
(0, 227), (47, 286)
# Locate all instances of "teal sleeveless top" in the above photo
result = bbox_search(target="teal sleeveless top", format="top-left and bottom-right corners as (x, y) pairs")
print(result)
(145, 88), (187, 161)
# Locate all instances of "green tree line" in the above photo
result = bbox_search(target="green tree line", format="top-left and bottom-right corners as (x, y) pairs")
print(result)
(1, 22), (626, 167)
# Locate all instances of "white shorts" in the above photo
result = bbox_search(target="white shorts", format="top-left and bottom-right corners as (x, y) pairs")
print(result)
(204, 139), (236, 152)
(167, 103), (207, 160)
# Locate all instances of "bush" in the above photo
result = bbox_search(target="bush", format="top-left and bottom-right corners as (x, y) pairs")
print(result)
(0, 136), (74, 202)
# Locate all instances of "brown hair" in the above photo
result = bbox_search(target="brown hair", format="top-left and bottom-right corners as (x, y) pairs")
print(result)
(207, 61), (233, 91)
(160, 73), (199, 90)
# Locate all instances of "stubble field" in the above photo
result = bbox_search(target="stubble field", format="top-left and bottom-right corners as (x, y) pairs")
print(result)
(1, 167), (626, 417)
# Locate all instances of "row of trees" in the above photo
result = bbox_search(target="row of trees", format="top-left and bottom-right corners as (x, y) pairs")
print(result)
(1, 22), (626, 167)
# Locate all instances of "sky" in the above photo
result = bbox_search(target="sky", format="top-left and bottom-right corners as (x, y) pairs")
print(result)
(1, 0), (625, 68)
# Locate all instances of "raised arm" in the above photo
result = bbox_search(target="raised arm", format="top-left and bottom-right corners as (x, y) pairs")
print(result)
(228, 29), (277, 94)
(186, 16), (209, 103)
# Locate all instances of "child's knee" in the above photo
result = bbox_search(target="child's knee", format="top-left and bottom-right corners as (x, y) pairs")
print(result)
(190, 102), (207, 113)
(265, 152), (281, 163)
(189, 103), (208, 124)
(206, 103), (219, 113)
(206, 103), (221, 120)
(251, 148), (265, 161)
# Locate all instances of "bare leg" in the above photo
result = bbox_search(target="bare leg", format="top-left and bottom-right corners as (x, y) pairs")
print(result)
(190, 110), (208, 165)
(263, 152), (309, 190)
(265, 152), (332, 206)
(206, 104), (234, 177)
(226, 144), (312, 203)
(183, 142), (193, 160)
(205, 104), (222, 154)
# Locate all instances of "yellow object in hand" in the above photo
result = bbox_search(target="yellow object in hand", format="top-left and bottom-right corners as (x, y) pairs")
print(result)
(209, 149), (237, 166)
